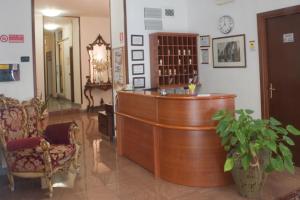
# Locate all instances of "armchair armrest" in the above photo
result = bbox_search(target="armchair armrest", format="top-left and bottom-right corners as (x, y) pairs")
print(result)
(6, 137), (43, 152)
(44, 122), (78, 145)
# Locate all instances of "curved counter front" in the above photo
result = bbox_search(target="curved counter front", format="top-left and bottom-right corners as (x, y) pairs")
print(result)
(116, 91), (236, 187)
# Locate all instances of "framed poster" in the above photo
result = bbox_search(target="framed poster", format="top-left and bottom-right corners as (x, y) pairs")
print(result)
(131, 50), (144, 61)
(133, 77), (145, 88)
(132, 64), (144, 75)
(131, 35), (144, 46)
(212, 34), (246, 68)
(112, 47), (127, 90)
(200, 49), (209, 64)
(200, 35), (210, 47)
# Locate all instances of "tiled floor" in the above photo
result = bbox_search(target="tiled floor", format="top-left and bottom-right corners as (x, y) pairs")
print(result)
(0, 112), (300, 200)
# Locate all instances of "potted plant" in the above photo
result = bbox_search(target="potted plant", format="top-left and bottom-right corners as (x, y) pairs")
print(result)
(213, 109), (300, 199)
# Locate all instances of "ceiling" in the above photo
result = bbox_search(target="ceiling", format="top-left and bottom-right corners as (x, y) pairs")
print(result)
(34, 0), (110, 17)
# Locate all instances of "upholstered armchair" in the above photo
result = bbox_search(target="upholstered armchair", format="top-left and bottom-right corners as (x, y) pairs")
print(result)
(0, 96), (80, 197)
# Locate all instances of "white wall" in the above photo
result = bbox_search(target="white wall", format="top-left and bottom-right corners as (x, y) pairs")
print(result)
(72, 19), (82, 104)
(0, 0), (34, 100)
(35, 14), (45, 100)
(80, 16), (112, 109)
(111, 0), (125, 49)
(187, 0), (300, 118)
(126, 0), (189, 88)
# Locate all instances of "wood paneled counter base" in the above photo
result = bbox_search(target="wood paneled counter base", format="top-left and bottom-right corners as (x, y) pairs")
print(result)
(116, 91), (236, 187)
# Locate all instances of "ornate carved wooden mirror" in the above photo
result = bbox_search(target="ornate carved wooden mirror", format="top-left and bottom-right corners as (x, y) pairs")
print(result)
(87, 34), (111, 85)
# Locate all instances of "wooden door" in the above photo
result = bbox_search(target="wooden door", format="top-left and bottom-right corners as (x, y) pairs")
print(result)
(266, 13), (300, 166)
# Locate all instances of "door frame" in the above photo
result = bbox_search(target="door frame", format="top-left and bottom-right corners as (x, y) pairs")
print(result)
(257, 5), (300, 119)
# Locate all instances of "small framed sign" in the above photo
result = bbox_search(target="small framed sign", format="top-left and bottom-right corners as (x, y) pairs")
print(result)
(200, 49), (209, 64)
(132, 64), (144, 75)
(133, 77), (145, 88)
(200, 35), (210, 47)
(131, 35), (144, 46)
(132, 50), (144, 61)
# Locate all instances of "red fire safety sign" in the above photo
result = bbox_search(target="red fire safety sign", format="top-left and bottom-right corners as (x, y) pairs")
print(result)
(0, 34), (24, 43)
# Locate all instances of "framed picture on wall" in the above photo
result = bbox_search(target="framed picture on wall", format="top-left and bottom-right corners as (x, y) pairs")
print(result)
(131, 35), (144, 46)
(212, 34), (246, 68)
(200, 35), (210, 47)
(200, 49), (209, 64)
(132, 64), (144, 75)
(131, 50), (144, 61)
(112, 47), (127, 91)
(133, 77), (145, 88)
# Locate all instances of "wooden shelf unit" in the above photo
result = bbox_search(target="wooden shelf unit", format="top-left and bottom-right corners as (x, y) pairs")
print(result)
(150, 32), (199, 88)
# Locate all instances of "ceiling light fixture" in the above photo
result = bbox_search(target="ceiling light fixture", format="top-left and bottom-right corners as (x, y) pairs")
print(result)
(44, 23), (60, 31)
(41, 9), (62, 17)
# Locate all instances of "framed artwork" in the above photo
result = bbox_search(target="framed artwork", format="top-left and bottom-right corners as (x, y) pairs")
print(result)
(132, 50), (144, 61)
(200, 35), (210, 47)
(112, 47), (127, 90)
(133, 77), (145, 88)
(132, 64), (144, 75)
(212, 34), (246, 68)
(200, 49), (209, 64)
(131, 35), (144, 46)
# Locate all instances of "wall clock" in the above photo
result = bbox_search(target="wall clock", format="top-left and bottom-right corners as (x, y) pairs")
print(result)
(218, 15), (234, 34)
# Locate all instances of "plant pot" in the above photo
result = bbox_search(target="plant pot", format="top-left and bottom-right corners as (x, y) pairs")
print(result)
(231, 151), (270, 199)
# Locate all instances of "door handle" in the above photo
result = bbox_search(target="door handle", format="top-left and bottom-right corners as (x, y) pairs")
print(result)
(269, 83), (276, 99)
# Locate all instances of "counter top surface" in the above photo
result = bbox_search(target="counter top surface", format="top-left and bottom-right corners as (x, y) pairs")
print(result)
(118, 90), (236, 100)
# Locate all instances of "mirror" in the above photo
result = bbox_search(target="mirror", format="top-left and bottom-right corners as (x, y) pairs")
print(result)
(87, 34), (111, 84)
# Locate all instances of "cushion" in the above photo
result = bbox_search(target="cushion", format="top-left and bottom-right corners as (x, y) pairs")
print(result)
(44, 122), (73, 145)
(7, 137), (42, 152)
(7, 144), (76, 172)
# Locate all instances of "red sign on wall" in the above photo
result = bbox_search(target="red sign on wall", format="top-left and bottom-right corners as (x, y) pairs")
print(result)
(0, 34), (24, 43)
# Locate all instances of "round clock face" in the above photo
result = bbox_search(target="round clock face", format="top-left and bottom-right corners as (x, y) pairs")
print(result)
(218, 15), (234, 34)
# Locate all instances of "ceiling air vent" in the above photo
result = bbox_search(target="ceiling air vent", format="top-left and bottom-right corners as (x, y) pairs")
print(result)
(144, 8), (162, 19)
(165, 9), (175, 17)
(144, 19), (163, 31)
(144, 7), (163, 30)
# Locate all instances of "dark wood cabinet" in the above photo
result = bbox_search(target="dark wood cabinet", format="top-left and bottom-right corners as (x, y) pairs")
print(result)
(98, 104), (114, 142)
(149, 32), (199, 88)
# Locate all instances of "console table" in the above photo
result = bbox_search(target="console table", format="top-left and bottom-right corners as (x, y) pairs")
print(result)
(84, 82), (112, 112)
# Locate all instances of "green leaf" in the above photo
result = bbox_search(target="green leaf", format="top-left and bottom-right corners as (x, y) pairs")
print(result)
(262, 129), (278, 140)
(231, 137), (238, 146)
(224, 157), (234, 172)
(221, 136), (230, 146)
(249, 143), (257, 157)
(245, 109), (254, 115)
(236, 130), (246, 144)
(271, 157), (284, 171)
(283, 136), (295, 146)
(212, 110), (226, 121)
(270, 117), (282, 126)
(241, 155), (251, 171)
(279, 143), (292, 157)
(287, 125), (300, 136)
(265, 141), (277, 153)
(265, 163), (274, 173)
(284, 157), (295, 174)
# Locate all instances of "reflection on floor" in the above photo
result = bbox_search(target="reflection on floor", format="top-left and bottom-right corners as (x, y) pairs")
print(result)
(48, 97), (81, 112)
(0, 112), (300, 200)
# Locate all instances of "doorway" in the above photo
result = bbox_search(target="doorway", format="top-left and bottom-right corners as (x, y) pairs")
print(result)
(43, 16), (82, 112)
(258, 5), (300, 166)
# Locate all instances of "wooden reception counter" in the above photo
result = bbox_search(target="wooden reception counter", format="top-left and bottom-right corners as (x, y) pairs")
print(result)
(116, 91), (236, 187)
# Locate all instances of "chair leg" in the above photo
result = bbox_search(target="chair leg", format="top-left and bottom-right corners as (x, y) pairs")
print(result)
(45, 175), (53, 198)
(7, 173), (14, 192)
(73, 144), (81, 173)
